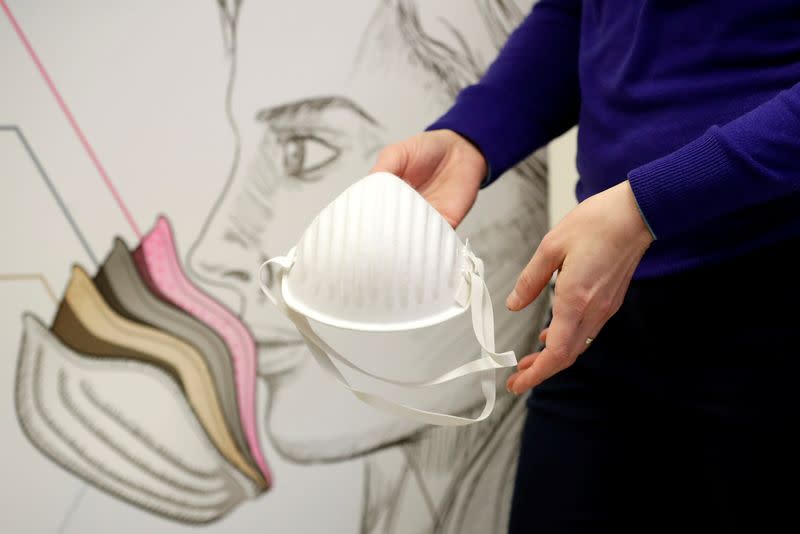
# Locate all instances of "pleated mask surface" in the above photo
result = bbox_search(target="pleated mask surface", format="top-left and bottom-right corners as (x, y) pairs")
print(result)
(259, 172), (518, 426)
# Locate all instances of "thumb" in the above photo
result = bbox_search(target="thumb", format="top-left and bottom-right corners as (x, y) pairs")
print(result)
(370, 143), (408, 176)
(507, 237), (562, 311)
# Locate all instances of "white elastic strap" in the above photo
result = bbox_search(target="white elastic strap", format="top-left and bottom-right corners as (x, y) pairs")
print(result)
(257, 254), (516, 426)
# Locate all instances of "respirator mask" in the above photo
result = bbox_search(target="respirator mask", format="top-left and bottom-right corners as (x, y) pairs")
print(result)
(258, 172), (517, 426)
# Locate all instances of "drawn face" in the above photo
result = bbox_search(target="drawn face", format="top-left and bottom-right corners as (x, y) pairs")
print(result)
(188, 1), (547, 462)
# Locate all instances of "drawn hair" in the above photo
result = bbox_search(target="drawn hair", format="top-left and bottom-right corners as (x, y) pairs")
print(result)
(393, 0), (528, 98)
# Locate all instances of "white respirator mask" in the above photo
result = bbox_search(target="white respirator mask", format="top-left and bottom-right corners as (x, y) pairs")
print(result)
(258, 172), (517, 426)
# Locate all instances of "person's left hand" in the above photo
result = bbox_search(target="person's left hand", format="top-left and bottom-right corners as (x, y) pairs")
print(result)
(505, 180), (654, 395)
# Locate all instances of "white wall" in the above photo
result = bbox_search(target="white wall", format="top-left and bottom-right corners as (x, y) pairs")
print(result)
(1, 2), (551, 533)
(548, 127), (579, 228)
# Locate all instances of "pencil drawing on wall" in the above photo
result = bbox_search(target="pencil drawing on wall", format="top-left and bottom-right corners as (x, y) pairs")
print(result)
(4, 1), (549, 532)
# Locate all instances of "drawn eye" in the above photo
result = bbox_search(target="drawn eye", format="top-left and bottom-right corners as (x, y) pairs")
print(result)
(282, 135), (340, 180)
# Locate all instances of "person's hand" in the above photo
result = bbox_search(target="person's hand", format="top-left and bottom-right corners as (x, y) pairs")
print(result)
(371, 129), (486, 228)
(506, 180), (654, 395)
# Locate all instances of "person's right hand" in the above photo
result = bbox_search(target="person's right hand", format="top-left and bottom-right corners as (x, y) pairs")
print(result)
(371, 129), (486, 228)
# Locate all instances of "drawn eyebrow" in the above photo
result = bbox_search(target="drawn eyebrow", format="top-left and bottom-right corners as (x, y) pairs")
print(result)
(255, 96), (379, 126)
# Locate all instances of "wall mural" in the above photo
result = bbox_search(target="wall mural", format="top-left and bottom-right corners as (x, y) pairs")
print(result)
(2, 1), (548, 532)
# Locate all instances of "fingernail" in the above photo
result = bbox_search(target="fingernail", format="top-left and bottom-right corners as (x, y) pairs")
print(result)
(506, 290), (521, 310)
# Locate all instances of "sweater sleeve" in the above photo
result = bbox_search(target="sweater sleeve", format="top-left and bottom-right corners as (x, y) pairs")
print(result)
(426, 0), (582, 187)
(628, 80), (800, 240)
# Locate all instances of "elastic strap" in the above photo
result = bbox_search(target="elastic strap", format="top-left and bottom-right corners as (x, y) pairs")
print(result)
(257, 250), (516, 426)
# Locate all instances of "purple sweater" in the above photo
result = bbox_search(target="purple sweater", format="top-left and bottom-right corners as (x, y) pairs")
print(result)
(428, 0), (800, 278)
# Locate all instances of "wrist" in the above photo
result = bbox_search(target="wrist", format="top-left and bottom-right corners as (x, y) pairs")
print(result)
(433, 129), (490, 188)
(619, 180), (655, 249)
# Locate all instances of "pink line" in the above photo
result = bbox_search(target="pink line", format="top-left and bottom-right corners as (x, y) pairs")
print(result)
(1, 0), (142, 238)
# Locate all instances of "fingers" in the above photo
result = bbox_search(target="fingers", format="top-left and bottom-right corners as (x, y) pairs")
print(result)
(506, 369), (524, 393)
(370, 143), (408, 176)
(518, 352), (539, 372)
(506, 235), (562, 312)
(506, 351), (541, 392)
(507, 270), (631, 396)
(509, 302), (581, 394)
(505, 325), (549, 391)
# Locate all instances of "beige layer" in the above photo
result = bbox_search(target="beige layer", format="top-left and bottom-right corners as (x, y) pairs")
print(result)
(51, 265), (266, 490)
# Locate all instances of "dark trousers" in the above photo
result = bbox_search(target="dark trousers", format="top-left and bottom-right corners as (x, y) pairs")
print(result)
(508, 238), (800, 533)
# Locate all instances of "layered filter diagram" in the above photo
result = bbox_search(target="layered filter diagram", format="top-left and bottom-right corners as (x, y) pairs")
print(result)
(16, 217), (271, 524)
